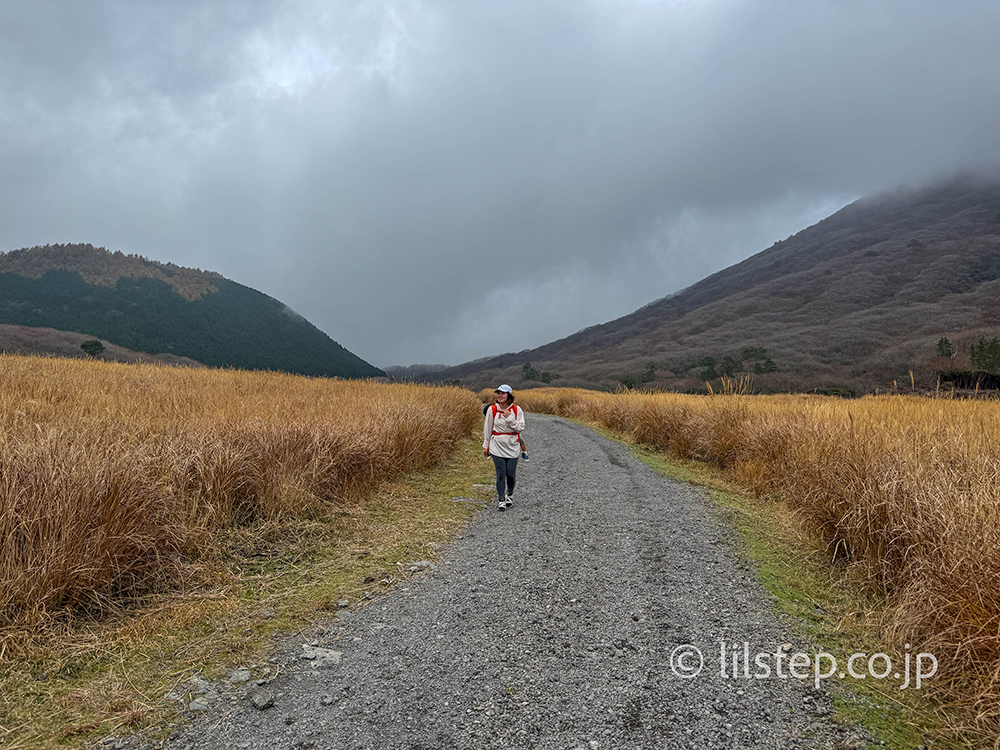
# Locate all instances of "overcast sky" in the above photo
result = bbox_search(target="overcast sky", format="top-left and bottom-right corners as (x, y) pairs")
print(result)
(2, 1), (999, 366)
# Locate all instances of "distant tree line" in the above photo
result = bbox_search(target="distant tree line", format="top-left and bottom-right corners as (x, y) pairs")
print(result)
(616, 362), (658, 390)
(696, 347), (776, 380)
(523, 362), (560, 383)
(937, 335), (1000, 390)
(936, 335), (1000, 372)
(0, 243), (218, 301)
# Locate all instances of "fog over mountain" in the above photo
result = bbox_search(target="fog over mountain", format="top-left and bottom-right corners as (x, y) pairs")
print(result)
(433, 174), (1000, 393)
(1, 1), (998, 366)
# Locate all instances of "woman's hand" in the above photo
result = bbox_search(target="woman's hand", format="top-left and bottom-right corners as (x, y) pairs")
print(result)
(483, 448), (490, 457)
(502, 408), (512, 418)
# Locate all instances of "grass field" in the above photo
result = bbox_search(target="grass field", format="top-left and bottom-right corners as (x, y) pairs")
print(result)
(1, 434), (494, 748)
(0, 355), (479, 637)
(0, 355), (492, 746)
(6, 355), (998, 744)
(512, 385), (1000, 742)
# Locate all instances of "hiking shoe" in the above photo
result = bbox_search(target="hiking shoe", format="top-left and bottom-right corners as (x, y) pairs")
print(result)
(505, 494), (514, 507)
(497, 499), (508, 512)
(521, 452), (529, 461)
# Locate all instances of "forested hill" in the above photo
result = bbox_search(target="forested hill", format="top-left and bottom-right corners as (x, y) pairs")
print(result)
(0, 244), (383, 378)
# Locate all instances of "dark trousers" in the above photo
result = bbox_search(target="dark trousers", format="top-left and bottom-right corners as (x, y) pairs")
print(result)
(491, 454), (518, 501)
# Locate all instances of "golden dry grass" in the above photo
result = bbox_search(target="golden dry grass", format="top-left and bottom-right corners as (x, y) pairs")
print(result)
(0, 355), (479, 637)
(1, 434), (493, 748)
(512, 386), (1000, 739)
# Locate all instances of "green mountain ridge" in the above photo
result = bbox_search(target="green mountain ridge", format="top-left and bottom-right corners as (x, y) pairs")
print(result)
(0, 244), (383, 379)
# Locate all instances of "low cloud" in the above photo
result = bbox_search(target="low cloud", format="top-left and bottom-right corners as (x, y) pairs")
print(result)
(1, 0), (998, 365)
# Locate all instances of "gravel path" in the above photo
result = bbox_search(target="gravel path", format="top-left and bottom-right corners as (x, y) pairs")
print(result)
(162, 414), (869, 750)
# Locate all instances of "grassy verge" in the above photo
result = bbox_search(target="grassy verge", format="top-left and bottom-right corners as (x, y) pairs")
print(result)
(0, 436), (494, 750)
(585, 423), (958, 750)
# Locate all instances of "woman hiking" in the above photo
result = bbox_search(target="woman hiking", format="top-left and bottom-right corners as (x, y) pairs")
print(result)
(483, 384), (525, 512)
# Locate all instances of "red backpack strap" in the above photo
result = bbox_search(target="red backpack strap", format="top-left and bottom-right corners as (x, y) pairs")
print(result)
(492, 403), (518, 418)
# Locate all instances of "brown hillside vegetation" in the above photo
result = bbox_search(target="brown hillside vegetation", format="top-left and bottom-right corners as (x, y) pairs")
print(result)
(0, 323), (204, 367)
(0, 355), (478, 637)
(443, 175), (1000, 393)
(515, 386), (1000, 738)
(0, 243), (220, 300)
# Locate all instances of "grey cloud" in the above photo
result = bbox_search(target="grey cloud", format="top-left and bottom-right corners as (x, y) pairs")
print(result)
(1, 1), (999, 366)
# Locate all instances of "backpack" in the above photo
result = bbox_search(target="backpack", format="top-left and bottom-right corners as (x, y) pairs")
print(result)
(491, 403), (518, 419)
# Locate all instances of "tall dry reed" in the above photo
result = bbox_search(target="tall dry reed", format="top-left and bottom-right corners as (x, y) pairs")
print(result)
(0, 356), (479, 630)
(514, 387), (1000, 734)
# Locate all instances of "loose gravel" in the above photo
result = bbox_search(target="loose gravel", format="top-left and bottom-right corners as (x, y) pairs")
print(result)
(154, 414), (871, 750)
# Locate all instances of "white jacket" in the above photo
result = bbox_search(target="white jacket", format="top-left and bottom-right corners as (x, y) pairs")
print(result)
(483, 403), (525, 458)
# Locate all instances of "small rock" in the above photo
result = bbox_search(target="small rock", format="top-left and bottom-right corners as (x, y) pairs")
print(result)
(300, 644), (343, 668)
(188, 699), (210, 712)
(258, 608), (274, 619)
(186, 677), (212, 695)
(248, 686), (274, 710)
(320, 695), (334, 706)
(779, 643), (793, 653)
(336, 599), (350, 608)
(228, 668), (252, 684)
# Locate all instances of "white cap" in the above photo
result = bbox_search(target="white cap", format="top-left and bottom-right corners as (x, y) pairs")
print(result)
(495, 384), (513, 393)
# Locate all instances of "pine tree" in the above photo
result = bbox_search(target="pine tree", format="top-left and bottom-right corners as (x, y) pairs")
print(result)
(970, 337), (1000, 372)
(936, 337), (955, 358)
(719, 356), (740, 377)
(81, 339), (105, 357)
(697, 356), (718, 380)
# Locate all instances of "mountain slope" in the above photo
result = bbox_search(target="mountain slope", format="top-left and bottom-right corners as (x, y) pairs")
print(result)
(0, 244), (383, 378)
(0, 323), (204, 367)
(436, 175), (1000, 392)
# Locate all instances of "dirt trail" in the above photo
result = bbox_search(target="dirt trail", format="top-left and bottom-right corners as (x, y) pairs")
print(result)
(164, 414), (865, 750)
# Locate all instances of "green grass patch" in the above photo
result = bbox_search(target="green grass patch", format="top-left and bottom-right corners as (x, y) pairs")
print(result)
(0, 436), (493, 750)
